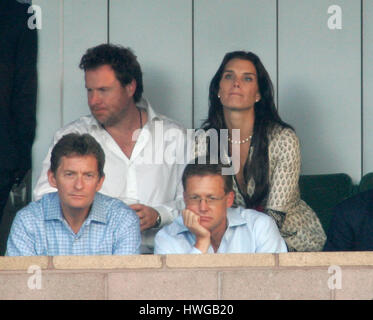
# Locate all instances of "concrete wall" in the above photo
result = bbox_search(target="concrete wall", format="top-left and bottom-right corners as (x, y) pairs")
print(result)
(1, 252), (373, 300)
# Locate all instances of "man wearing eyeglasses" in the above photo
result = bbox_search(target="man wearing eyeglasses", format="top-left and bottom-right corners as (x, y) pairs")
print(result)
(154, 160), (287, 254)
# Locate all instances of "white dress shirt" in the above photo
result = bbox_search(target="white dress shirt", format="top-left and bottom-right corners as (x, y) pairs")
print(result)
(33, 98), (190, 253)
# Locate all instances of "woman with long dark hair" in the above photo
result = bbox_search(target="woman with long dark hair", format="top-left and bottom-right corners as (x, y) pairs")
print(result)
(198, 51), (326, 251)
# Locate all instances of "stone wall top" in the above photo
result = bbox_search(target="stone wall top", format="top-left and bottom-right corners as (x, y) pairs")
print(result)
(1, 252), (373, 272)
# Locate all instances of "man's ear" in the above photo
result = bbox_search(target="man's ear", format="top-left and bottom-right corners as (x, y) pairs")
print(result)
(183, 191), (187, 205)
(226, 191), (235, 208)
(126, 79), (137, 98)
(47, 170), (57, 188)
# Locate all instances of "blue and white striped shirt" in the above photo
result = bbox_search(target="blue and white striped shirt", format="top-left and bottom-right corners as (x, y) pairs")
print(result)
(6, 192), (141, 256)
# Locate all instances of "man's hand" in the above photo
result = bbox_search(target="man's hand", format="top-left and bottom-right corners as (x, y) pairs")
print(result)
(130, 204), (159, 231)
(182, 209), (211, 253)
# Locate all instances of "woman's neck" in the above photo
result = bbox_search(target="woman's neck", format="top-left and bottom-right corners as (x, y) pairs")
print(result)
(223, 108), (255, 137)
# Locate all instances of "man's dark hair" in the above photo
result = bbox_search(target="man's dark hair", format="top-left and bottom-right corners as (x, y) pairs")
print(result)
(182, 158), (233, 194)
(79, 43), (143, 103)
(50, 133), (105, 178)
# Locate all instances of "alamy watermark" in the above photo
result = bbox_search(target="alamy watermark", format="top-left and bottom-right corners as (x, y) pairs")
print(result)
(130, 124), (242, 175)
(27, 265), (42, 290)
(327, 265), (342, 290)
(27, 4), (42, 30)
(328, 5), (342, 30)
(16, 0), (42, 30)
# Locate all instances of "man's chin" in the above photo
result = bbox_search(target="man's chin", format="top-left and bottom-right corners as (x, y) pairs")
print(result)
(199, 219), (213, 229)
(94, 115), (119, 128)
(68, 203), (88, 209)
(92, 114), (107, 126)
(66, 198), (91, 210)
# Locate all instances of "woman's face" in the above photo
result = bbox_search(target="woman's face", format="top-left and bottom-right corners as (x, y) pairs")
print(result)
(218, 58), (261, 111)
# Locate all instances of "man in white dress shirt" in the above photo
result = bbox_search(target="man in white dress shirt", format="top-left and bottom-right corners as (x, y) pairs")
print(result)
(34, 44), (188, 253)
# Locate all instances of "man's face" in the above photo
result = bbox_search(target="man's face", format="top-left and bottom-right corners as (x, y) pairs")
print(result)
(48, 155), (105, 216)
(85, 64), (136, 127)
(183, 175), (234, 234)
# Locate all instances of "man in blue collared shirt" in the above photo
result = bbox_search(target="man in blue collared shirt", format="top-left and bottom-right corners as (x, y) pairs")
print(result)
(154, 161), (287, 254)
(6, 133), (141, 256)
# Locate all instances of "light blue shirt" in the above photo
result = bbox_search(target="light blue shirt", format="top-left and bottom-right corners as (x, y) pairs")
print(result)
(154, 207), (288, 254)
(6, 192), (141, 256)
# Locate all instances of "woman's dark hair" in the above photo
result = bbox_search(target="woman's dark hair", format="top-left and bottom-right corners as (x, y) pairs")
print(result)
(201, 51), (293, 208)
(50, 133), (105, 178)
(79, 43), (143, 103)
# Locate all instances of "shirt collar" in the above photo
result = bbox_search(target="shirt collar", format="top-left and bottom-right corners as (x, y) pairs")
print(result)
(137, 97), (160, 122)
(44, 192), (107, 224)
(85, 193), (107, 224)
(175, 207), (247, 235)
(85, 114), (102, 130)
(226, 207), (247, 227)
(44, 192), (64, 221)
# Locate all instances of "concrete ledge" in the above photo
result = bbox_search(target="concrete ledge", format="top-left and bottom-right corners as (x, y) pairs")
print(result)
(220, 269), (331, 300)
(1, 252), (373, 299)
(52, 255), (163, 270)
(334, 268), (373, 300)
(108, 270), (219, 300)
(279, 252), (373, 267)
(164, 253), (276, 268)
(0, 273), (106, 300)
(0, 256), (50, 271)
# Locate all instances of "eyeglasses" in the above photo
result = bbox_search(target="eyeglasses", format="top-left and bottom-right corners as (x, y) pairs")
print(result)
(186, 195), (226, 206)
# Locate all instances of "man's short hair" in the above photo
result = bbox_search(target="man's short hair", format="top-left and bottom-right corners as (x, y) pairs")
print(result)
(79, 43), (143, 103)
(182, 158), (233, 194)
(50, 133), (105, 178)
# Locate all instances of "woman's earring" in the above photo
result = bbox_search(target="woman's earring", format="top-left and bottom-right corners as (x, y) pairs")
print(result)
(218, 94), (221, 99)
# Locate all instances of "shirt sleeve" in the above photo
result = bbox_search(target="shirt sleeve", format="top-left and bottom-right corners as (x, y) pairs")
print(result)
(154, 228), (179, 254)
(264, 208), (286, 230)
(151, 128), (190, 227)
(266, 128), (301, 214)
(253, 214), (288, 253)
(152, 174), (184, 228)
(6, 209), (37, 256)
(112, 206), (142, 255)
(154, 227), (202, 255)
